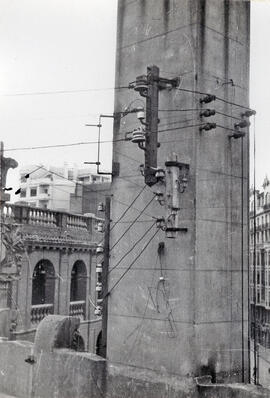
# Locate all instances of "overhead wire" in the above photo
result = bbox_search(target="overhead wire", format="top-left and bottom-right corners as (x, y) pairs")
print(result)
(175, 87), (254, 111)
(34, 165), (156, 220)
(108, 221), (156, 274)
(0, 86), (130, 97)
(110, 185), (147, 231)
(4, 138), (126, 152)
(105, 228), (160, 297)
(110, 195), (156, 251)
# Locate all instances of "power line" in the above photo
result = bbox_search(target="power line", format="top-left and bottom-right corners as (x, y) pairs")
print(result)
(110, 195), (156, 251)
(0, 86), (130, 97)
(106, 228), (160, 297)
(176, 87), (253, 111)
(158, 123), (205, 133)
(159, 108), (242, 121)
(36, 165), (156, 220)
(110, 185), (147, 231)
(4, 138), (126, 152)
(109, 222), (156, 274)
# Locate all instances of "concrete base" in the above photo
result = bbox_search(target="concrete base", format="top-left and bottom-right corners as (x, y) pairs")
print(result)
(0, 339), (269, 398)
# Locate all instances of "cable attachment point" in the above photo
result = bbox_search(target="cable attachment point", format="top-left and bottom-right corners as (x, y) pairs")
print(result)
(200, 109), (216, 118)
(229, 131), (246, 140)
(234, 120), (250, 129)
(199, 94), (216, 104)
(156, 217), (166, 230)
(199, 123), (216, 132)
(241, 109), (256, 118)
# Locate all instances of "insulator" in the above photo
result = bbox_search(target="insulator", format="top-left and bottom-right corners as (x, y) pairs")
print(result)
(134, 75), (148, 92)
(234, 120), (250, 129)
(241, 110), (256, 117)
(155, 168), (165, 180)
(156, 217), (165, 228)
(230, 131), (246, 139)
(97, 222), (104, 232)
(94, 307), (102, 316)
(200, 94), (216, 104)
(137, 109), (145, 120)
(199, 123), (216, 131)
(98, 202), (105, 212)
(96, 264), (102, 273)
(154, 192), (164, 201)
(131, 127), (146, 144)
(96, 244), (104, 254)
(200, 109), (216, 117)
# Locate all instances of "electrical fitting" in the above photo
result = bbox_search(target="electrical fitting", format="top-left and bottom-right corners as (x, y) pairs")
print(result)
(241, 110), (256, 118)
(229, 131), (246, 139)
(156, 217), (166, 230)
(199, 94), (216, 104)
(234, 120), (250, 129)
(131, 127), (146, 150)
(155, 168), (166, 182)
(97, 222), (104, 233)
(200, 109), (216, 118)
(132, 74), (148, 97)
(96, 264), (102, 273)
(96, 244), (104, 254)
(199, 123), (216, 132)
(136, 107), (145, 123)
(98, 202), (105, 212)
(154, 191), (165, 205)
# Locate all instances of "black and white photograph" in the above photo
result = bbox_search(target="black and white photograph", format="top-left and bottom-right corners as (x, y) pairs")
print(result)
(0, 1), (270, 397)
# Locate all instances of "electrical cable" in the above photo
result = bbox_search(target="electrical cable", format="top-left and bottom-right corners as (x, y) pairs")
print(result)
(109, 222), (156, 274)
(110, 195), (156, 251)
(159, 108), (243, 121)
(105, 228), (160, 297)
(158, 123), (205, 133)
(110, 185), (147, 232)
(4, 138), (126, 152)
(34, 165), (155, 220)
(176, 87), (254, 111)
(0, 86), (130, 97)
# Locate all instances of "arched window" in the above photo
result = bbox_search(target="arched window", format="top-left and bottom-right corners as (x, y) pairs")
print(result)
(31, 260), (55, 324)
(69, 261), (87, 319)
(96, 331), (102, 356)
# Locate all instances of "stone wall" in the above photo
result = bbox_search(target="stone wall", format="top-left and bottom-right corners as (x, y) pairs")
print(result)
(0, 338), (268, 398)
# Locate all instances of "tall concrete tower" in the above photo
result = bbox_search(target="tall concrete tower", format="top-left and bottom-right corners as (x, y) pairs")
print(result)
(108, 0), (250, 386)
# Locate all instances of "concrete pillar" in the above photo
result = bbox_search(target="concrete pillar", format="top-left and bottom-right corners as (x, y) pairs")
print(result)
(108, 0), (250, 382)
(58, 251), (70, 315)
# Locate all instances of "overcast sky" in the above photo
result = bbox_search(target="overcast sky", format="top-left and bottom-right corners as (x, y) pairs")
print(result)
(0, 0), (269, 197)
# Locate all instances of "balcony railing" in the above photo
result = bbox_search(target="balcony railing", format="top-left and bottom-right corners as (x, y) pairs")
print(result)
(1, 203), (95, 233)
(31, 303), (54, 324)
(69, 300), (86, 320)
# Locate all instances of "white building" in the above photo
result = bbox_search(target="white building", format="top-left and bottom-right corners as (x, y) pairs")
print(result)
(16, 163), (110, 211)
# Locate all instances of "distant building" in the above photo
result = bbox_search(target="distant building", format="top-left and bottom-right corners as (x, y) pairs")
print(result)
(16, 163), (110, 212)
(70, 182), (111, 215)
(250, 176), (270, 348)
(1, 201), (104, 352)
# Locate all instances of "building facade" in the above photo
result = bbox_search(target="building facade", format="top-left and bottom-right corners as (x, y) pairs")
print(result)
(1, 202), (104, 353)
(250, 177), (270, 348)
(17, 164), (110, 212)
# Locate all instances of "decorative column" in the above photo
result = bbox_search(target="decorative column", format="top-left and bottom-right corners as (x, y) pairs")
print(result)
(0, 141), (22, 338)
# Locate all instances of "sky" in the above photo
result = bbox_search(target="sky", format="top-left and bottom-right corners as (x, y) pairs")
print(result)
(0, 0), (269, 199)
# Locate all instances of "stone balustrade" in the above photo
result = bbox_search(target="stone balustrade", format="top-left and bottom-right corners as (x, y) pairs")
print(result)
(31, 303), (54, 324)
(1, 203), (96, 233)
(69, 300), (86, 320)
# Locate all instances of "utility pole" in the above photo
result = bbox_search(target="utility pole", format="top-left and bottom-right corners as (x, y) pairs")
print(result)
(132, 65), (179, 187)
(144, 65), (159, 186)
(100, 195), (111, 358)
